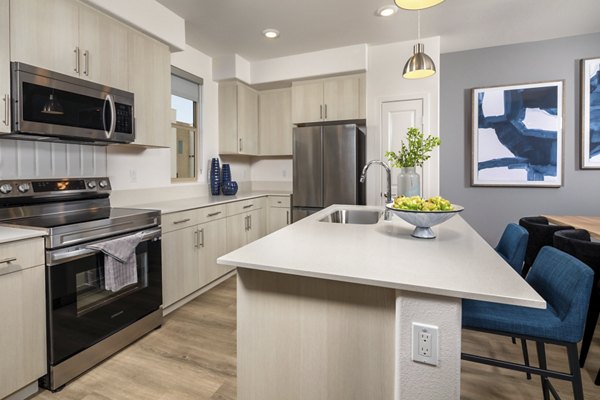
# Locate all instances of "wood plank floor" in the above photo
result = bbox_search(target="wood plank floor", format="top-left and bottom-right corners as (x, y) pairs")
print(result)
(31, 276), (600, 399)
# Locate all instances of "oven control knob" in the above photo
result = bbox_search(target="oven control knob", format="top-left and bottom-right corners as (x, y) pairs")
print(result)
(0, 184), (12, 194)
(87, 180), (97, 189)
(17, 183), (30, 193)
(98, 180), (109, 189)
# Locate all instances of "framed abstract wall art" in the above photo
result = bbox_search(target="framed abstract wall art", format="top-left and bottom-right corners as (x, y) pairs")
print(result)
(581, 57), (600, 169)
(471, 81), (563, 187)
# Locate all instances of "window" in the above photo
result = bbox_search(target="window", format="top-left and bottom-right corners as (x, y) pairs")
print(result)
(170, 67), (203, 181)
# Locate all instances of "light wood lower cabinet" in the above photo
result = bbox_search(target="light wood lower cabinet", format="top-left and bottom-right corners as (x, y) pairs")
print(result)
(267, 195), (291, 234)
(0, 238), (46, 399)
(162, 206), (232, 308)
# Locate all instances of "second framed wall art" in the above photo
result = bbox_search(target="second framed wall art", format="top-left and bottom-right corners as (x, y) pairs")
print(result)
(581, 57), (600, 169)
(471, 80), (563, 187)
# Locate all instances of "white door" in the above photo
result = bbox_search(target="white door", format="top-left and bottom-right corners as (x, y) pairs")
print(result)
(381, 99), (423, 201)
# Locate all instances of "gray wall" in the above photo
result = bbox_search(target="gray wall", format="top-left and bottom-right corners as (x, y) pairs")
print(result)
(440, 33), (600, 245)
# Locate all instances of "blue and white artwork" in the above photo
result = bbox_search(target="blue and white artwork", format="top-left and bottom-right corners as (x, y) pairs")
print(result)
(581, 57), (600, 169)
(472, 81), (563, 187)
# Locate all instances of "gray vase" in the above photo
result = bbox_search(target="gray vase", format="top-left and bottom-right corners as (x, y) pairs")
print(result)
(397, 167), (421, 197)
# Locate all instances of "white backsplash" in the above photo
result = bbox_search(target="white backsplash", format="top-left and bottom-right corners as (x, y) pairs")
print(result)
(0, 139), (107, 179)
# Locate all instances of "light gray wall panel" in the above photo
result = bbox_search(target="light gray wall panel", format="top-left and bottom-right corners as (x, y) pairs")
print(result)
(0, 140), (18, 176)
(0, 139), (107, 179)
(440, 33), (600, 245)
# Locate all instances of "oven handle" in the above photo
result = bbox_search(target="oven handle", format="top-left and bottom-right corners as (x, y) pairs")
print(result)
(47, 228), (161, 266)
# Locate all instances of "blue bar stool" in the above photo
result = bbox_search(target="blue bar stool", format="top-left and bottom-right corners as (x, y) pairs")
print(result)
(462, 247), (594, 400)
(519, 216), (574, 277)
(553, 229), (600, 375)
(496, 223), (529, 275)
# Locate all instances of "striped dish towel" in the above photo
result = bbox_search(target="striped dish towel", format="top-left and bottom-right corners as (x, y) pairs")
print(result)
(87, 232), (144, 292)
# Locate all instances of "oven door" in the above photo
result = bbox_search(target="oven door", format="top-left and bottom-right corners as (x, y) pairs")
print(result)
(46, 228), (162, 366)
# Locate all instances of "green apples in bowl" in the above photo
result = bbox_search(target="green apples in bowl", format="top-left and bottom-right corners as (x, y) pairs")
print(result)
(386, 195), (463, 239)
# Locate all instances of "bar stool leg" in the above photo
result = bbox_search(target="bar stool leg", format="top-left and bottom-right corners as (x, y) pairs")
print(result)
(536, 341), (550, 400)
(567, 342), (584, 400)
(520, 338), (532, 380)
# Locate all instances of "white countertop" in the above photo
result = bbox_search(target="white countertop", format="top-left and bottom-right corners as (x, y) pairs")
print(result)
(126, 190), (291, 214)
(0, 226), (46, 244)
(219, 204), (546, 308)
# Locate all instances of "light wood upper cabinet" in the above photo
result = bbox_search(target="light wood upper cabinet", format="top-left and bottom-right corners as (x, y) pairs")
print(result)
(219, 81), (259, 155)
(128, 29), (171, 147)
(259, 88), (292, 156)
(291, 74), (365, 124)
(78, 5), (128, 90)
(0, 0), (9, 134)
(291, 81), (323, 124)
(10, 0), (128, 90)
(0, 238), (46, 399)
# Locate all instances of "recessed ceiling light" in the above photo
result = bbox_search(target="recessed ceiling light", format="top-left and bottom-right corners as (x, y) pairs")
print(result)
(262, 29), (280, 39)
(376, 6), (397, 17)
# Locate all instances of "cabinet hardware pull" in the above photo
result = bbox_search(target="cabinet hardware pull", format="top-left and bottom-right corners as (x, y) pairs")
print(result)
(207, 211), (222, 217)
(286, 211), (290, 225)
(199, 228), (205, 247)
(173, 218), (191, 224)
(2, 94), (8, 126)
(244, 216), (248, 231)
(249, 215), (252, 230)
(194, 230), (199, 248)
(324, 104), (327, 119)
(243, 204), (254, 209)
(320, 104), (323, 119)
(239, 138), (243, 152)
(83, 50), (89, 76)
(0, 257), (16, 264)
(74, 47), (80, 73)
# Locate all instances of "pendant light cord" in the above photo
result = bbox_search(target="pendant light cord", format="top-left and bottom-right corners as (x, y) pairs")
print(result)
(417, 10), (421, 41)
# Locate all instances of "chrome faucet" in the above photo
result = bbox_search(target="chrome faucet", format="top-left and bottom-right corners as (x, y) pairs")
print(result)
(360, 160), (393, 220)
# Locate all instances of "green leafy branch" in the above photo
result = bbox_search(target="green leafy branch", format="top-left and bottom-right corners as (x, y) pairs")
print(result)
(385, 127), (441, 168)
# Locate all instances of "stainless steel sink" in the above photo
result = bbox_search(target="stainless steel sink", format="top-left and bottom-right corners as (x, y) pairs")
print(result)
(319, 209), (382, 225)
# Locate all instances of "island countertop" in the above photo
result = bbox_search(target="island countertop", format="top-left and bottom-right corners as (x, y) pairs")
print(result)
(218, 204), (545, 309)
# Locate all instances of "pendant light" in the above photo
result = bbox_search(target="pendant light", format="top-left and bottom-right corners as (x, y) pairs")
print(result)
(402, 11), (436, 79)
(41, 90), (64, 115)
(394, 0), (444, 10)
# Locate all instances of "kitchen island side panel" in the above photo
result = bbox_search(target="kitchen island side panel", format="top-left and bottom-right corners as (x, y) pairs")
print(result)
(237, 268), (396, 400)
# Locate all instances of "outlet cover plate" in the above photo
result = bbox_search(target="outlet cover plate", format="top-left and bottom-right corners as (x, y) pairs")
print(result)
(412, 322), (439, 366)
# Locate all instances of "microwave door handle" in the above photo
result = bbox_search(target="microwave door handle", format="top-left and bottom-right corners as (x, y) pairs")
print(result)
(103, 94), (116, 139)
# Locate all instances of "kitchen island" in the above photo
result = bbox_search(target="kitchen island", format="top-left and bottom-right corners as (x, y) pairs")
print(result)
(218, 205), (545, 400)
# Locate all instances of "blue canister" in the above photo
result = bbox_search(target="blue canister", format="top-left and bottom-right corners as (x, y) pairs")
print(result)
(210, 158), (221, 195)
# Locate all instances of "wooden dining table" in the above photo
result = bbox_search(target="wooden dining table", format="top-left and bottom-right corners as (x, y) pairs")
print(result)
(544, 215), (600, 240)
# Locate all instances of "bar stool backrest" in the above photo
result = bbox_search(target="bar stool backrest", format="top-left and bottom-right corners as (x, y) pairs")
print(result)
(519, 216), (573, 276)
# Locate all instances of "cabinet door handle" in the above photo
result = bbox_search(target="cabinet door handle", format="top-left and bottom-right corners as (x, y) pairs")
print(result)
(239, 138), (243, 152)
(173, 218), (191, 225)
(199, 228), (205, 248)
(2, 94), (8, 127)
(249, 215), (252, 230)
(74, 47), (80, 73)
(244, 215), (248, 231)
(320, 104), (323, 119)
(207, 211), (222, 217)
(194, 229), (199, 248)
(243, 204), (254, 209)
(324, 104), (327, 119)
(83, 50), (89, 76)
(286, 210), (290, 225)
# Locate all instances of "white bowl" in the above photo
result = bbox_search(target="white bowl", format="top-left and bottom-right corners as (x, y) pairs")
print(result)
(385, 203), (464, 239)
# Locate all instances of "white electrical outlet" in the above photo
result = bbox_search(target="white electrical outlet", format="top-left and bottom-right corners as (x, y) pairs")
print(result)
(412, 322), (439, 366)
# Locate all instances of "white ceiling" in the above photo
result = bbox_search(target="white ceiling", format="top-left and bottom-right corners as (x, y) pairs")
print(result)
(157, 0), (600, 62)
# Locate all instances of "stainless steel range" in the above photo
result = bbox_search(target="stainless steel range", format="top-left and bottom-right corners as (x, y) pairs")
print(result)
(0, 177), (162, 391)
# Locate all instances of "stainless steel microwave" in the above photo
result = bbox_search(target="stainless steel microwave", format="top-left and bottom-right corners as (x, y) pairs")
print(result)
(6, 62), (135, 144)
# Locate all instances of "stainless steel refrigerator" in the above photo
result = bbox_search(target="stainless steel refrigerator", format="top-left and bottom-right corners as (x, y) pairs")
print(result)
(292, 123), (366, 221)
